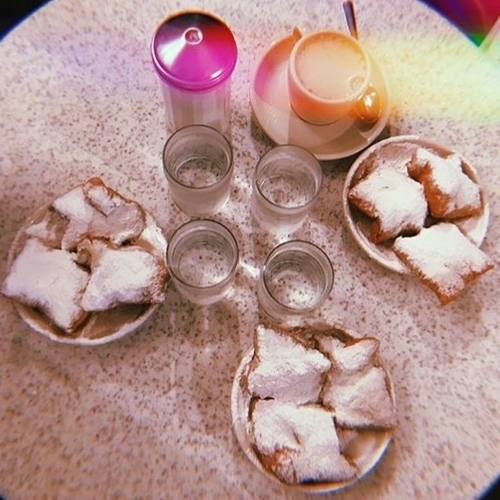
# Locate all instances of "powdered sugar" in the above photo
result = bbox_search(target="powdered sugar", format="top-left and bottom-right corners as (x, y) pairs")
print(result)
(82, 244), (166, 311)
(319, 336), (380, 374)
(323, 366), (397, 429)
(349, 167), (427, 241)
(2, 238), (89, 332)
(251, 399), (357, 484)
(54, 179), (146, 249)
(409, 148), (482, 218)
(53, 186), (97, 250)
(248, 325), (331, 404)
(393, 222), (494, 303)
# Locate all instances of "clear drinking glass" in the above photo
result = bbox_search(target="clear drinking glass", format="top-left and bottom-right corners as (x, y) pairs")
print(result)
(258, 240), (334, 321)
(166, 219), (239, 305)
(251, 145), (323, 233)
(162, 125), (234, 216)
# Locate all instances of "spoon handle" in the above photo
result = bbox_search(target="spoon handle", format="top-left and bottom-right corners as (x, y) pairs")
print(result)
(342, 0), (359, 39)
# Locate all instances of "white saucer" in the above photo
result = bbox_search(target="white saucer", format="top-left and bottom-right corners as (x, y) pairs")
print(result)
(342, 135), (490, 274)
(231, 325), (395, 493)
(6, 200), (168, 346)
(250, 35), (390, 160)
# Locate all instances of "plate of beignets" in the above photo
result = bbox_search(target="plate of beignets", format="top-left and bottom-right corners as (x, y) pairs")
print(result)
(2, 177), (169, 345)
(342, 136), (494, 304)
(231, 323), (396, 493)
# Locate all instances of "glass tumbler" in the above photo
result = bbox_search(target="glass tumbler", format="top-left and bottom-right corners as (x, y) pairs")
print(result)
(151, 11), (238, 133)
(166, 219), (239, 305)
(252, 145), (323, 233)
(258, 240), (334, 321)
(162, 125), (234, 216)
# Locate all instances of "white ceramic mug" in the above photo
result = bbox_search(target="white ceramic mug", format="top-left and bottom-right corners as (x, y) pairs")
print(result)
(288, 29), (371, 125)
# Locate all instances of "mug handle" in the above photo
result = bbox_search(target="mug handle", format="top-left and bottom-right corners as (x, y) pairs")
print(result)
(292, 26), (303, 42)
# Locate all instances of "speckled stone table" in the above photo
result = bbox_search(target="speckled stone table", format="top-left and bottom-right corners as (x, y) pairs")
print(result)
(1, 0), (499, 498)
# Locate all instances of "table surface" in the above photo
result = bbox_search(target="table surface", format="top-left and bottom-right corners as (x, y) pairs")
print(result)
(1, 0), (499, 498)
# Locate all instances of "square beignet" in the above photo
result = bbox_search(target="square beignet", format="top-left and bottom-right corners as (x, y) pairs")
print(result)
(249, 399), (357, 485)
(393, 222), (494, 305)
(348, 167), (428, 244)
(79, 239), (167, 312)
(246, 324), (331, 404)
(2, 238), (90, 333)
(407, 148), (482, 220)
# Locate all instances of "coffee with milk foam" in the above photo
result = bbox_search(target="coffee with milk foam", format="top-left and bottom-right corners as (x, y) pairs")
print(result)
(296, 34), (367, 101)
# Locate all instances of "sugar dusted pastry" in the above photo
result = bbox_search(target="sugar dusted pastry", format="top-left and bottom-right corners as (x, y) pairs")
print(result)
(393, 222), (494, 305)
(319, 335), (396, 429)
(52, 185), (99, 250)
(2, 238), (90, 333)
(24, 207), (67, 248)
(2, 178), (169, 340)
(318, 335), (380, 374)
(237, 324), (397, 487)
(250, 399), (357, 485)
(52, 177), (146, 250)
(80, 240), (167, 311)
(247, 324), (331, 404)
(348, 167), (428, 243)
(323, 366), (397, 430)
(407, 148), (482, 220)
(82, 177), (146, 244)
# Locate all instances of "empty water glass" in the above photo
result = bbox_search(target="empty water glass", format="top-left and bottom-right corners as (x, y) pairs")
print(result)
(162, 125), (233, 216)
(258, 240), (334, 321)
(251, 145), (323, 232)
(166, 219), (239, 305)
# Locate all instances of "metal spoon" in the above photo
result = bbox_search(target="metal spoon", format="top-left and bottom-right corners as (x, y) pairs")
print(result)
(342, 0), (382, 127)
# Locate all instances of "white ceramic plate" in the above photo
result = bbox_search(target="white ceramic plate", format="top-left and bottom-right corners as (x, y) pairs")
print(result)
(250, 34), (390, 160)
(342, 135), (490, 274)
(231, 325), (395, 493)
(6, 200), (168, 346)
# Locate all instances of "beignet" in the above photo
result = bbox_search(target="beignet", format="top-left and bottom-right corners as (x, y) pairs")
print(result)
(319, 336), (396, 429)
(407, 148), (482, 220)
(53, 177), (146, 250)
(247, 324), (331, 404)
(2, 238), (90, 333)
(250, 399), (357, 485)
(323, 366), (397, 430)
(80, 239), (167, 311)
(393, 222), (494, 305)
(348, 167), (428, 243)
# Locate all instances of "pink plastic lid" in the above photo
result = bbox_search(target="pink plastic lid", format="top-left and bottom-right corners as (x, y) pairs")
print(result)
(151, 11), (238, 92)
